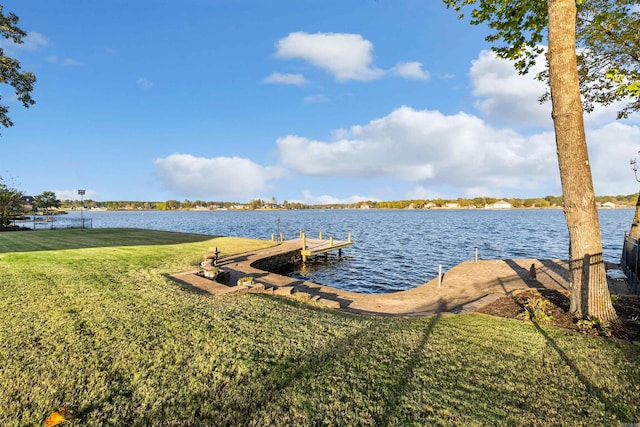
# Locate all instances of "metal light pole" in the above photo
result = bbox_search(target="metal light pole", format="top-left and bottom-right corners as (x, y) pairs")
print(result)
(78, 189), (85, 229)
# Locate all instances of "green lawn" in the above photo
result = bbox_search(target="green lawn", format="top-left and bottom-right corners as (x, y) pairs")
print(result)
(0, 229), (638, 426)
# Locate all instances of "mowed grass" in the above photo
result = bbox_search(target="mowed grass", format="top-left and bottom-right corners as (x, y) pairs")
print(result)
(0, 229), (639, 426)
(0, 228), (222, 253)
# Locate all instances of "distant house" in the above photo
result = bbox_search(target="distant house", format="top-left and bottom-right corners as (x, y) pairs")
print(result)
(445, 202), (459, 209)
(424, 202), (437, 209)
(601, 201), (616, 209)
(485, 200), (512, 209)
(359, 203), (371, 209)
(21, 196), (35, 211)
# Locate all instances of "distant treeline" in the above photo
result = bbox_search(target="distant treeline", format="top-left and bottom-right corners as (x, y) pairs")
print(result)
(58, 194), (639, 211)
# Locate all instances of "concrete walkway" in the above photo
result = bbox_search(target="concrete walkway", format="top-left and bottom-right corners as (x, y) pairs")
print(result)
(169, 240), (630, 317)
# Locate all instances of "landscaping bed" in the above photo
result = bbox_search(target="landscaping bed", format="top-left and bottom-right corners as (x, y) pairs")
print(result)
(477, 288), (640, 342)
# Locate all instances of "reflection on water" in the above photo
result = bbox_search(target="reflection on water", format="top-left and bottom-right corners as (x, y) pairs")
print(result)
(59, 208), (633, 294)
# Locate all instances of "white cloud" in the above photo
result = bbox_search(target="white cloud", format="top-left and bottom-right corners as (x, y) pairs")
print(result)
(47, 56), (83, 66)
(155, 153), (284, 199)
(275, 32), (385, 82)
(405, 185), (445, 200)
(262, 72), (308, 86)
(586, 122), (640, 195)
(137, 77), (154, 89)
(54, 189), (96, 201)
(303, 94), (330, 104)
(277, 106), (559, 196)
(393, 61), (430, 80)
(63, 58), (83, 66)
(299, 190), (375, 205)
(270, 46), (640, 199)
(22, 32), (49, 51)
(469, 48), (636, 128)
(0, 31), (48, 55)
(470, 49), (551, 127)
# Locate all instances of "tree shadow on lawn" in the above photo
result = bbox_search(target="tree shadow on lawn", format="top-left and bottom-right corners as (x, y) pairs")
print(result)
(227, 311), (444, 425)
(491, 280), (629, 421)
(0, 228), (218, 253)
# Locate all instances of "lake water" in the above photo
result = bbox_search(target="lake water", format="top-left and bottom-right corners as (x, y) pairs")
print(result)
(56, 208), (633, 294)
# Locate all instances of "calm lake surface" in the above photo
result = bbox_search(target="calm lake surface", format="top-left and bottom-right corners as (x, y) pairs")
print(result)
(60, 208), (633, 294)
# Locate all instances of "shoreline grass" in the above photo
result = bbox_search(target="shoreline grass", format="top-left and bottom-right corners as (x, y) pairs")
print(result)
(1, 229), (639, 426)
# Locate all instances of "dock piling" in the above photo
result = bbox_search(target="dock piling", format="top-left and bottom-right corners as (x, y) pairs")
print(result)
(438, 264), (443, 287)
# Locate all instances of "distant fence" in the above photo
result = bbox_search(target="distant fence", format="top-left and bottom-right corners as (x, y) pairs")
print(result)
(16, 216), (92, 230)
(621, 233), (640, 294)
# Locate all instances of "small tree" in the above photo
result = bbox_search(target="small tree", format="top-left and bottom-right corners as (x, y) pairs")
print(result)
(34, 191), (60, 214)
(0, 178), (25, 229)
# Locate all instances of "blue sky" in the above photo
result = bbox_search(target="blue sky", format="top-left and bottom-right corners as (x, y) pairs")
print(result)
(1, 0), (639, 203)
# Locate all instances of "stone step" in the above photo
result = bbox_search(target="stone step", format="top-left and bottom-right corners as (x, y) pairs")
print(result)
(248, 283), (266, 293)
(273, 286), (295, 296)
(317, 298), (340, 309)
(229, 285), (250, 294)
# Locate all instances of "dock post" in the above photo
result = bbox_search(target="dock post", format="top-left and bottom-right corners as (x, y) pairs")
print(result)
(475, 247), (478, 263)
(301, 231), (307, 262)
(329, 236), (334, 247)
(271, 233), (275, 241)
(280, 232), (284, 242)
(319, 231), (323, 240)
(348, 233), (352, 243)
(438, 264), (443, 287)
(338, 248), (342, 258)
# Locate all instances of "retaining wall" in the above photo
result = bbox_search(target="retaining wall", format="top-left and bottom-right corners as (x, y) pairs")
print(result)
(250, 249), (302, 274)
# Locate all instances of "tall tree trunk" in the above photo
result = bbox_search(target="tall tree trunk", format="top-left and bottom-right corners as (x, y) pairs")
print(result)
(629, 193), (640, 238)
(547, 0), (617, 322)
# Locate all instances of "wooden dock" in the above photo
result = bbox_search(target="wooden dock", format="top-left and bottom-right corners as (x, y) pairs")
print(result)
(299, 231), (352, 262)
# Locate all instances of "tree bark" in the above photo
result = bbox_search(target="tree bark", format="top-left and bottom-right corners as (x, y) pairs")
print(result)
(547, 0), (617, 322)
(629, 193), (640, 239)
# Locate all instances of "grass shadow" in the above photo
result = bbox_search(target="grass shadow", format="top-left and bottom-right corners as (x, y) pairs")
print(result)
(529, 319), (627, 420)
(498, 277), (627, 420)
(379, 299), (445, 424)
(0, 228), (217, 253)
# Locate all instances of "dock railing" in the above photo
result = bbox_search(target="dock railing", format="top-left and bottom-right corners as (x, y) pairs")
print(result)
(621, 233), (640, 294)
